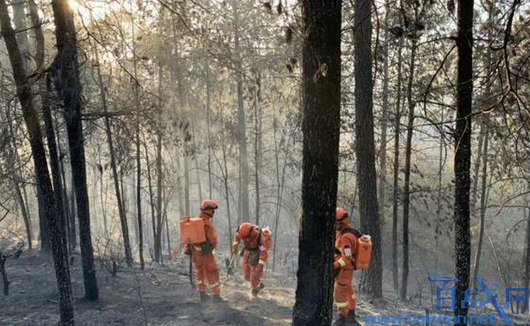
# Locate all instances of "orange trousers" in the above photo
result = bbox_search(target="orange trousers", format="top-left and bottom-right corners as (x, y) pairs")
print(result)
(241, 250), (263, 289)
(334, 268), (356, 317)
(192, 251), (220, 295)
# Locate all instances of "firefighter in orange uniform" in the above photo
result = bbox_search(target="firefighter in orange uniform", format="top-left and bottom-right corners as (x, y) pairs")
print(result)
(333, 207), (360, 325)
(231, 222), (272, 297)
(191, 199), (223, 302)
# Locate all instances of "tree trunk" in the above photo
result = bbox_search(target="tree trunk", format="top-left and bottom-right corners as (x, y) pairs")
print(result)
(206, 64), (213, 199)
(354, 0), (382, 298)
(14, 183), (32, 250)
(471, 123), (489, 287)
(51, 0), (98, 300)
(0, 256), (8, 296)
(401, 40), (417, 301)
(272, 104), (288, 272)
(131, 18), (143, 269)
(454, 0), (474, 323)
(95, 49), (133, 267)
(435, 103), (445, 272)
(43, 75), (69, 259)
(253, 73), (263, 225)
(292, 0), (341, 324)
(232, 0), (250, 223)
(378, 1), (390, 230)
(392, 40), (404, 295)
(0, 1), (74, 322)
(523, 205), (530, 296)
(155, 64), (164, 264)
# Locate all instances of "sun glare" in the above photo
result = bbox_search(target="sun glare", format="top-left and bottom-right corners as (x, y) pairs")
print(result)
(69, 0), (110, 22)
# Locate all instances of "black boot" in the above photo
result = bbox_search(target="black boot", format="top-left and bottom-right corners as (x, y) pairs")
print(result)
(200, 292), (210, 302)
(348, 310), (360, 325)
(332, 315), (348, 326)
(212, 295), (225, 303)
(251, 283), (265, 298)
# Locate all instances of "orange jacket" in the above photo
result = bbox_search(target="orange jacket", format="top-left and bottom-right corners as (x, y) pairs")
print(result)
(334, 229), (357, 270)
(233, 226), (268, 263)
(198, 212), (218, 249)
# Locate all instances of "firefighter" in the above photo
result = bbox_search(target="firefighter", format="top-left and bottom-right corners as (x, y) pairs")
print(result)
(191, 199), (223, 302)
(231, 222), (272, 298)
(333, 207), (360, 325)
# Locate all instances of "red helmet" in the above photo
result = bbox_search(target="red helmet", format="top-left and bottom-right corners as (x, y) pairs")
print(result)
(200, 199), (218, 211)
(237, 222), (253, 238)
(336, 207), (349, 222)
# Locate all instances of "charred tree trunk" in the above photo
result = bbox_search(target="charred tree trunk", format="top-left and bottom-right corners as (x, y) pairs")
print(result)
(354, 0), (382, 298)
(0, 1), (74, 322)
(0, 255), (8, 296)
(401, 40), (417, 301)
(292, 0), (341, 324)
(454, 0), (474, 323)
(51, 0), (98, 300)
(43, 75), (68, 258)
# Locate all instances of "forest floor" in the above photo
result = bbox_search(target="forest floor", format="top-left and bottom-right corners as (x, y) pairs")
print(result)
(1, 251), (529, 325)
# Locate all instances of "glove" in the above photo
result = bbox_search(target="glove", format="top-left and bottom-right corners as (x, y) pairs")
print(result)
(231, 245), (238, 256)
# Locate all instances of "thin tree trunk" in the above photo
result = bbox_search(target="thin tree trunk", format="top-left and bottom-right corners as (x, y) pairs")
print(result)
(392, 40), (403, 295)
(28, 0), (50, 253)
(0, 1), (74, 322)
(253, 73), (263, 225)
(292, 0), (341, 324)
(454, 0), (474, 323)
(523, 205), (530, 296)
(51, 0), (98, 300)
(14, 183), (32, 250)
(131, 17), (143, 269)
(155, 64), (164, 264)
(272, 104), (288, 272)
(206, 64), (213, 199)
(354, 0), (382, 298)
(401, 40), (417, 301)
(43, 75), (68, 260)
(232, 0), (250, 222)
(471, 123), (489, 286)
(145, 141), (158, 262)
(95, 49), (133, 267)
(378, 1), (390, 229)
(435, 104), (445, 272)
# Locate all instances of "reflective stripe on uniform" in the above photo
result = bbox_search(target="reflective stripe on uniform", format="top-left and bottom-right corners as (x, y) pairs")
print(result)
(194, 246), (202, 251)
(335, 301), (349, 308)
(232, 241), (239, 246)
(258, 259), (266, 265)
(207, 283), (219, 289)
(338, 258), (346, 267)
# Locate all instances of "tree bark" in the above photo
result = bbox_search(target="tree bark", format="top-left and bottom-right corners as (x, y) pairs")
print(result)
(0, 1), (74, 322)
(292, 0), (341, 324)
(401, 39), (417, 301)
(454, 0), (474, 323)
(51, 0), (98, 300)
(354, 0), (382, 298)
